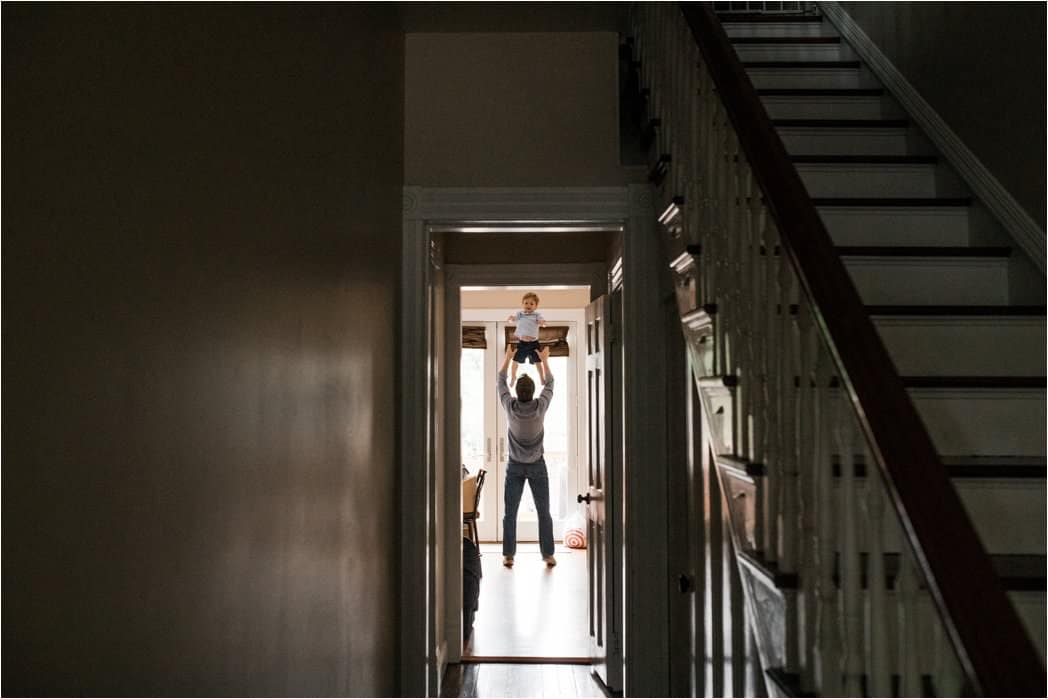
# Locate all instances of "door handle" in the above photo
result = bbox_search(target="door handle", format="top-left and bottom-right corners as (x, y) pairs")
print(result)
(577, 493), (593, 504)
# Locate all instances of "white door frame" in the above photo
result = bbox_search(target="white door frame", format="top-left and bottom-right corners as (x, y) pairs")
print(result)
(400, 186), (665, 695)
(447, 266), (605, 666)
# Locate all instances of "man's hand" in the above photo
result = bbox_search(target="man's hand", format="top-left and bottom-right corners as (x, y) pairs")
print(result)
(539, 346), (551, 363)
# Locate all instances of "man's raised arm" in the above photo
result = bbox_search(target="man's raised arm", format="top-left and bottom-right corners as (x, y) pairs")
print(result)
(496, 345), (514, 409)
(537, 346), (554, 409)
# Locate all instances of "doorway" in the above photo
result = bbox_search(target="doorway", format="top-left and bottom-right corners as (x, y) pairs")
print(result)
(401, 185), (666, 698)
(459, 287), (589, 660)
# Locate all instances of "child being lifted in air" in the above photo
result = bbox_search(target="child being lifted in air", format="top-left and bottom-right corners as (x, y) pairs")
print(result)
(507, 292), (547, 387)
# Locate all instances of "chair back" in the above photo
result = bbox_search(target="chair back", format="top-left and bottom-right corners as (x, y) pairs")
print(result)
(462, 469), (487, 516)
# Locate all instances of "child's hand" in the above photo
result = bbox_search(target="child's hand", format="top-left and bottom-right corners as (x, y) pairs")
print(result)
(506, 314), (516, 322)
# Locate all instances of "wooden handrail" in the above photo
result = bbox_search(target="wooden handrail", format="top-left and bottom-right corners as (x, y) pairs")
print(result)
(679, 4), (1044, 695)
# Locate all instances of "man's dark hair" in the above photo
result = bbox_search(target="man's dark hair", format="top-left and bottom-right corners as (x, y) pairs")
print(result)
(516, 375), (535, 402)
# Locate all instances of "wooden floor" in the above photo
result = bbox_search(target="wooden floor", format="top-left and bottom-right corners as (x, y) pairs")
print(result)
(440, 663), (606, 698)
(465, 543), (589, 659)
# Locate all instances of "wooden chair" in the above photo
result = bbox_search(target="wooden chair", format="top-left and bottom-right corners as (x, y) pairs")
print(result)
(462, 468), (487, 551)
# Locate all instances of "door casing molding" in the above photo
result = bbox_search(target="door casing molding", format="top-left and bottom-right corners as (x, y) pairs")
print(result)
(400, 186), (665, 695)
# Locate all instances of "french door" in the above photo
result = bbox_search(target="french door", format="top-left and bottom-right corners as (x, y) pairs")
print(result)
(460, 318), (580, 543)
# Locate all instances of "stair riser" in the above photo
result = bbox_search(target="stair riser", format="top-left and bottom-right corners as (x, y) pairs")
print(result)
(844, 257), (1009, 305)
(798, 164), (964, 198)
(762, 95), (903, 120)
(1012, 592), (1047, 661)
(746, 67), (875, 90)
(954, 479), (1047, 554)
(786, 590), (1044, 665)
(722, 22), (839, 39)
(733, 44), (855, 62)
(779, 126), (916, 155)
(826, 478), (1047, 555)
(818, 207), (971, 246)
(911, 388), (1047, 457)
(875, 319), (1047, 377)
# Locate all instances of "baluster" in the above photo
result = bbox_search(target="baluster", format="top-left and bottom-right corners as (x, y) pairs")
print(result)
(796, 301), (821, 695)
(764, 224), (781, 567)
(778, 259), (800, 675)
(687, 54), (701, 251)
(712, 106), (730, 377)
(700, 97), (718, 317)
(897, 547), (921, 697)
(658, 8), (670, 166)
(933, 615), (964, 696)
(725, 132), (740, 386)
(736, 157), (753, 464)
(836, 410), (864, 696)
(748, 179), (770, 557)
(668, 12), (682, 198)
(812, 339), (841, 696)
(862, 443), (891, 697)
(655, 6), (668, 178)
(676, 25), (689, 202)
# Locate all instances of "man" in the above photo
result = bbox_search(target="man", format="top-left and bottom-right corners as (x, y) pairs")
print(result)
(496, 344), (556, 568)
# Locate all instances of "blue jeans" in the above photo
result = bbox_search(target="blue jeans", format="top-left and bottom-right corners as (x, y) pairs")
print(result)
(503, 458), (555, 558)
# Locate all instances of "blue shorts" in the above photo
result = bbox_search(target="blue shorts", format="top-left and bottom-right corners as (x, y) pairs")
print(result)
(513, 340), (541, 364)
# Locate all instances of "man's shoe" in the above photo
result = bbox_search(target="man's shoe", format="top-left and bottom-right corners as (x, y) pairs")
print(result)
(503, 556), (514, 568)
(543, 555), (557, 567)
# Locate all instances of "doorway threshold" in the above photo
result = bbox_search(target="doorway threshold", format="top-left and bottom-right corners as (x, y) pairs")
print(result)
(463, 655), (590, 665)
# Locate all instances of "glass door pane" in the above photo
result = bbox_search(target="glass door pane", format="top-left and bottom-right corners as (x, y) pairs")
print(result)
(461, 322), (498, 541)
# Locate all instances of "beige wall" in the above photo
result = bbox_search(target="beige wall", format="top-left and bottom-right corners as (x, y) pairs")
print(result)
(402, 2), (625, 33)
(2, 4), (402, 695)
(840, 2), (1046, 230)
(405, 32), (623, 186)
(462, 287), (591, 309)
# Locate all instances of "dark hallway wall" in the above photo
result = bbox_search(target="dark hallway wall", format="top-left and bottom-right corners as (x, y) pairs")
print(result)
(2, 4), (402, 695)
(840, 2), (1046, 230)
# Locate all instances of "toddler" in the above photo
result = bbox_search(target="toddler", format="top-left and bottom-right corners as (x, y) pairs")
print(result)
(507, 292), (547, 386)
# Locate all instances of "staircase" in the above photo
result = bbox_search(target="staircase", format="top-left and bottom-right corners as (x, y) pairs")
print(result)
(629, 3), (1045, 696)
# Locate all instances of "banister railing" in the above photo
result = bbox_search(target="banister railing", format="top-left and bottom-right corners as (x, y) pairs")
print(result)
(631, 2), (1044, 696)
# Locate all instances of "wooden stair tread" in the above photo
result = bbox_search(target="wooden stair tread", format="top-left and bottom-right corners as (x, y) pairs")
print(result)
(792, 154), (937, 164)
(727, 451), (1046, 480)
(774, 118), (908, 127)
(836, 245), (1010, 257)
(814, 197), (972, 207)
(866, 305), (1047, 317)
(718, 13), (823, 23)
(758, 88), (884, 96)
(740, 550), (1045, 591)
(731, 36), (841, 44)
(829, 455), (1047, 480)
(695, 372), (1046, 389)
(744, 60), (860, 68)
(901, 376), (1045, 389)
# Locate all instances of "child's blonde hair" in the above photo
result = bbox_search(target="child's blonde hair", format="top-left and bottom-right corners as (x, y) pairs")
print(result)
(522, 292), (540, 305)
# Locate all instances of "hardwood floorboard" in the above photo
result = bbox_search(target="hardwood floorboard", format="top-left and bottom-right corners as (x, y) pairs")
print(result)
(466, 544), (589, 659)
(573, 665), (605, 698)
